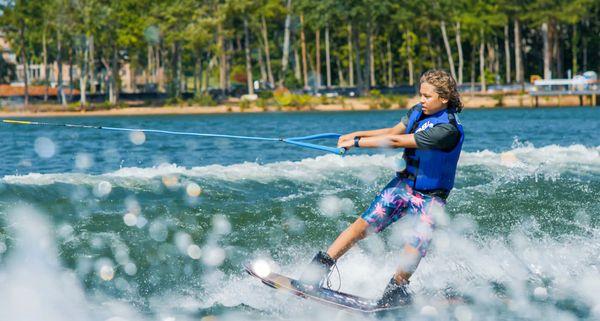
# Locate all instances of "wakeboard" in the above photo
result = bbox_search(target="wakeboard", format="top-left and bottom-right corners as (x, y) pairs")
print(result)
(243, 262), (403, 313)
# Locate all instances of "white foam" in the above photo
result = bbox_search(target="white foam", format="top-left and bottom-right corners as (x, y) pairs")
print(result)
(0, 199), (597, 320)
(0, 205), (158, 321)
(248, 216), (600, 319)
(0, 206), (131, 321)
(460, 144), (600, 172)
(3, 144), (598, 187)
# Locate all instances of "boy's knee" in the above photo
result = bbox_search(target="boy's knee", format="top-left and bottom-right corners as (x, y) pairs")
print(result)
(349, 218), (370, 240)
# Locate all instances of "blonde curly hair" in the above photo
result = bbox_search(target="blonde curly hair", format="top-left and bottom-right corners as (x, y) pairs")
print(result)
(420, 70), (463, 113)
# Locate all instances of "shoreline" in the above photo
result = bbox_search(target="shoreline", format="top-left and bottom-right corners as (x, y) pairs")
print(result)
(0, 94), (595, 118)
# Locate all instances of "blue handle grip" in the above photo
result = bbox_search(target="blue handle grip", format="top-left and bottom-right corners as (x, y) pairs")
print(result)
(286, 133), (342, 141)
(283, 139), (346, 155)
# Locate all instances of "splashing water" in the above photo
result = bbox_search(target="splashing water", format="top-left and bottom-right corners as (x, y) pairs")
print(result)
(0, 109), (598, 320)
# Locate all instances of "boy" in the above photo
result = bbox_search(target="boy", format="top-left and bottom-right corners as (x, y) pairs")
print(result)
(302, 69), (464, 307)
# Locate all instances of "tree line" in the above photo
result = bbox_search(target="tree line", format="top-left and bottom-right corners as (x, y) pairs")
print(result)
(0, 0), (598, 106)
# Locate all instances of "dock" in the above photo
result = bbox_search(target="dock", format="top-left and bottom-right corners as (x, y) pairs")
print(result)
(530, 77), (599, 107)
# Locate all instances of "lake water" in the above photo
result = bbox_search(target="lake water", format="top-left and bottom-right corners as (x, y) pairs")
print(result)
(0, 107), (599, 321)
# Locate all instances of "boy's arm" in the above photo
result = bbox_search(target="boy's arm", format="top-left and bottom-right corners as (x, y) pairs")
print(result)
(339, 124), (460, 151)
(338, 107), (414, 146)
(339, 133), (417, 149)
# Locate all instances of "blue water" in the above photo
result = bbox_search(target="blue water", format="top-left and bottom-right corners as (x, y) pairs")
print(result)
(0, 107), (599, 321)
(1, 107), (598, 176)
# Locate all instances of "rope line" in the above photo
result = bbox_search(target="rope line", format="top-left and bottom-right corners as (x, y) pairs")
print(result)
(2, 119), (347, 155)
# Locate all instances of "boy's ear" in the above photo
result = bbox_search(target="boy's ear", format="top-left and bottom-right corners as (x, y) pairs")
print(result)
(441, 97), (449, 104)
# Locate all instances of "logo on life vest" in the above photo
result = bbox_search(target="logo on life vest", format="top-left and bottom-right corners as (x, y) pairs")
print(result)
(415, 121), (434, 133)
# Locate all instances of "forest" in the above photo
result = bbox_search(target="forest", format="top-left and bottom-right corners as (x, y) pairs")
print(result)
(1, 0), (598, 106)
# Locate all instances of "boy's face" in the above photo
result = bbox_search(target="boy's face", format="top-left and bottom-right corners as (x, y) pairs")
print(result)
(419, 82), (448, 115)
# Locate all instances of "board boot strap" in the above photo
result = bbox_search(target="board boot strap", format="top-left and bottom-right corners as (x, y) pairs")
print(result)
(299, 251), (336, 287)
(377, 277), (412, 307)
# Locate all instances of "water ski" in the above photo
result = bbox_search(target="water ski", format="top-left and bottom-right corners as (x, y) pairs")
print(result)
(243, 262), (404, 314)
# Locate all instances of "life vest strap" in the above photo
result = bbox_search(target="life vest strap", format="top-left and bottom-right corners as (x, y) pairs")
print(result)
(404, 156), (419, 168)
(397, 170), (416, 183)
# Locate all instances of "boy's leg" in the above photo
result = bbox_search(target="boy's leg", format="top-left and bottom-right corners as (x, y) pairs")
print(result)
(377, 240), (424, 307)
(301, 176), (404, 286)
(392, 244), (423, 284)
(379, 194), (441, 307)
(326, 217), (370, 259)
(299, 217), (369, 285)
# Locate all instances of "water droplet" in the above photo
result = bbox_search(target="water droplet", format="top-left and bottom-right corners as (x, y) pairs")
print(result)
(318, 196), (355, 217)
(284, 216), (305, 234)
(123, 213), (138, 226)
(186, 182), (202, 197)
(114, 277), (131, 291)
(174, 232), (192, 254)
(420, 305), (438, 317)
(93, 181), (112, 198)
(454, 306), (472, 321)
(144, 25), (160, 44)
(125, 197), (141, 215)
(202, 246), (225, 266)
(136, 216), (148, 228)
(187, 244), (202, 259)
(124, 262), (137, 276)
(75, 152), (94, 170)
(212, 215), (231, 235)
(533, 286), (548, 300)
(34, 137), (56, 158)
(395, 157), (406, 171)
(71, 186), (89, 201)
(162, 175), (179, 188)
(129, 131), (146, 145)
(96, 258), (115, 281)
(99, 265), (114, 281)
(149, 220), (168, 242)
(114, 247), (130, 265)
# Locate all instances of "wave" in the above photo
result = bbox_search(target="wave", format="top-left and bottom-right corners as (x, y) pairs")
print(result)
(3, 144), (598, 187)
(1, 145), (599, 321)
(460, 144), (600, 174)
(0, 206), (144, 321)
(2, 205), (600, 321)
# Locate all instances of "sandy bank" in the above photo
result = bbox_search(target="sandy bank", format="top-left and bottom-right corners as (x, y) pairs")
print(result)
(0, 94), (594, 118)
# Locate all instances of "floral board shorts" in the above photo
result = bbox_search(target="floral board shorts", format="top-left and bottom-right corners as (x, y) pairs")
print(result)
(360, 174), (446, 257)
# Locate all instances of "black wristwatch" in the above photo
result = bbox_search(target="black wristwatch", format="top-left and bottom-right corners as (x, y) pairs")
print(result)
(353, 136), (361, 148)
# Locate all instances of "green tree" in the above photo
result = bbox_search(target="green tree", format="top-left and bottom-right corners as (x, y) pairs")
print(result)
(149, 0), (195, 98)
(524, 0), (594, 79)
(184, 2), (217, 96)
(0, 0), (45, 107)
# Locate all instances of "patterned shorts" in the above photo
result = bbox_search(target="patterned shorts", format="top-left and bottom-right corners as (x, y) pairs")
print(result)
(360, 175), (446, 256)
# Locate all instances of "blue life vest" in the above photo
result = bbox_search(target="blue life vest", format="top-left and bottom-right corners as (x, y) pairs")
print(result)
(400, 104), (464, 193)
